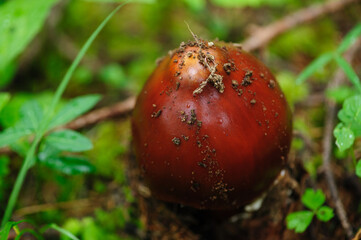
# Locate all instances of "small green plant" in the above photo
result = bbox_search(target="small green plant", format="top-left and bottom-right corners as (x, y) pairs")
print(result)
(296, 23), (361, 178)
(0, 1), (129, 239)
(287, 23), (361, 234)
(286, 188), (334, 233)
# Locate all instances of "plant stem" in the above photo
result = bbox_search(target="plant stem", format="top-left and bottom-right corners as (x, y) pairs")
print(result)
(321, 39), (360, 240)
(0, 2), (127, 227)
(46, 3), (127, 123)
(1, 132), (43, 227)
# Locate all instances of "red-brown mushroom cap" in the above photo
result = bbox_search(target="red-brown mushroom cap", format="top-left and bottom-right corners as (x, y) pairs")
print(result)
(131, 40), (292, 210)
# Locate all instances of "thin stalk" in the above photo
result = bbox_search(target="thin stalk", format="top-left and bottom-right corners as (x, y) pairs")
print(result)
(1, 133), (43, 226)
(1, 2), (128, 227)
(46, 3), (127, 122)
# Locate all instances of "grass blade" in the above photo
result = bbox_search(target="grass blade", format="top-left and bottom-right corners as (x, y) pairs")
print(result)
(0, 220), (27, 240)
(337, 23), (361, 54)
(335, 55), (361, 93)
(296, 52), (333, 85)
(0, 127), (32, 148)
(47, 224), (80, 240)
(14, 229), (44, 240)
(45, 2), (129, 126)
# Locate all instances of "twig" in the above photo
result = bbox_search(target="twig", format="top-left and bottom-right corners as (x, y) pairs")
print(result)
(13, 198), (102, 217)
(241, 0), (358, 51)
(321, 39), (360, 239)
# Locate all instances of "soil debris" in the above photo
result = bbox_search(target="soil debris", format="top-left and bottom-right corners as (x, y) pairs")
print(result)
(151, 109), (162, 118)
(172, 137), (181, 146)
(187, 109), (197, 125)
(223, 63), (232, 75)
(231, 80), (239, 89)
(268, 80), (276, 89)
(182, 135), (189, 141)
(242, 70), (253, 86)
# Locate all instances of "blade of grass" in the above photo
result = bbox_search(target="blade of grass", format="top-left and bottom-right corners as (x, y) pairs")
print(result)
(41, 224), (79, 240)
(337, 23), (361, 54)
(334, 55), (361, 93)
(0, 220), (27, 240)
(1, 133), (42, 228)
(296, 52), (334, 84)
(1, 2), (129, 227)
(45, 2), (129, 126)
(14, 229), (45, 240)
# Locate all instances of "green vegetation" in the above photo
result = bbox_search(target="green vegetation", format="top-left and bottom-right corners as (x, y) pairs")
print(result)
(286, 188), (334, 233)
(295, 23), (361, 178)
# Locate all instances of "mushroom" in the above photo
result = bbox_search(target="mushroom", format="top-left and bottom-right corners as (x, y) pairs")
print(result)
(131, 40), (292, 210)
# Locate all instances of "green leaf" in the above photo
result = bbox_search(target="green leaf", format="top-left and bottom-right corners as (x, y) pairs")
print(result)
(10, 140), (31, 158)
(338, 95), (361, 136)
(356, 159), (361, 178)
(18, 100), (43, 131)
(326, 86), (357, 103)
(49, 94), (101, 129)
(334, 55), (361, 93)
(38, 143), (61, 162)
(0, 221), (14, 240)
(0, 94), (30, 128)
(0, 0), (59, 70)
(337, 23), (361, 54)
(15, 229), (44, 240)
(0, 220), (26, 240)
(302, 188), (326, 211)
(0, 93), (10, 112)
(286, 211), (314, 233)
(40, 155), (95, 175)
(0, 93), (54, 129)
(333, 123), (355, 152)
(45, 223), (80, 240)
(296, 52), (334, 84)
(0, 127), (32, 148)
(316, 206), (334, 222)
(45, 130), (93, 152)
